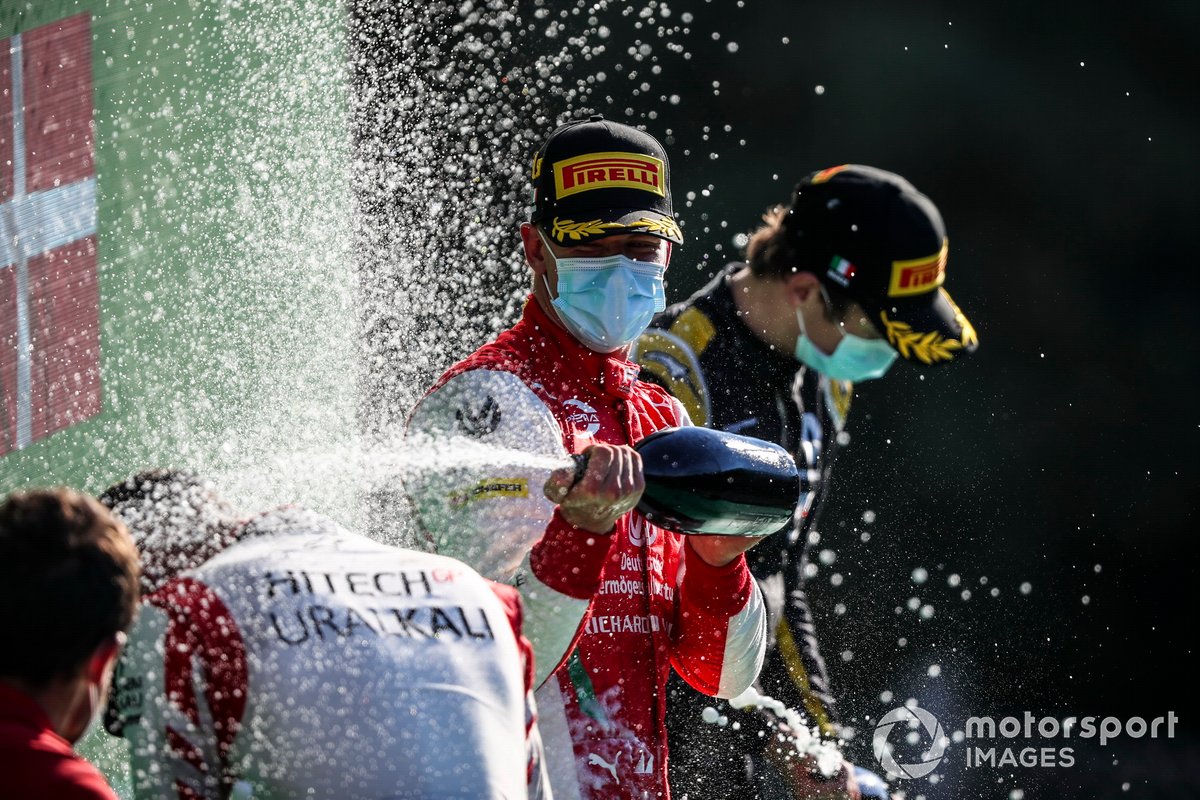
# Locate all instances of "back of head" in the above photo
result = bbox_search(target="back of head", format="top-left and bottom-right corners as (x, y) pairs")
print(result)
(0, 488), (140, 687)
(98, 469), (237, 594)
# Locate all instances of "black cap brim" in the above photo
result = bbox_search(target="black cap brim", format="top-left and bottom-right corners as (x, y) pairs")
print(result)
(545, 207), (683, 247)
(868, 287), (979, 366)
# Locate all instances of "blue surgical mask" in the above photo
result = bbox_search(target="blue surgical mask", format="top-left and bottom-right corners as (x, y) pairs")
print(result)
(542, 234), (666, 353)
(794, 291), (898, 381)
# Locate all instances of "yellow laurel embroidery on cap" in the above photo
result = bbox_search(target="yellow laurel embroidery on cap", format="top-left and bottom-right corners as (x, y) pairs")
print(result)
(552, 151), (666, 199)
(551, 218), (625, 242)
(888, 239), (949, 298)
(944, 290), (979, 348)
(881, 311), (965, 364)
(531, 155), (542, 180)
(627, 216), (682, 241)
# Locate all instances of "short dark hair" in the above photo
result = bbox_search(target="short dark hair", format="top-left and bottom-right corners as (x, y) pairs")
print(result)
(0, 489), (140, 686)
(98, 469), (236, 594)
(97, 468), (212, 512)
(745, 206), (853, 320)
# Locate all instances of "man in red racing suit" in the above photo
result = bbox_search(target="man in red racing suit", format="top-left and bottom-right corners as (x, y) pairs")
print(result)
(406, 116), (767, 800)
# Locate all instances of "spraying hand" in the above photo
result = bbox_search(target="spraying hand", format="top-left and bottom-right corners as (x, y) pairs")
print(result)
(544, 443), (644, 535)
(542, 442), (766, 567)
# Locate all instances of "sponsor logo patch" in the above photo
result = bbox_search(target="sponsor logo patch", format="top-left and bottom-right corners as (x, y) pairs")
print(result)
(627, 514), (659, 547)
(450, 478), (529, 507)
(553, 151), (665, 199)
(564, 398), (601, 437)
(888, 240), (948, 297)
(824, 376), (853, 432)
(588, 752), (620, 783)
(456, 395), (501, 437)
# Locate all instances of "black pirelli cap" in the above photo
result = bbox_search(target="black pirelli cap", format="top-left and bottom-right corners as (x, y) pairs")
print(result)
(530, 115), (683, 247)
(783, 164), (978, 366)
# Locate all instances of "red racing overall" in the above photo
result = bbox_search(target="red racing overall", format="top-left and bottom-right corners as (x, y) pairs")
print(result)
(409, 297), (766, 799)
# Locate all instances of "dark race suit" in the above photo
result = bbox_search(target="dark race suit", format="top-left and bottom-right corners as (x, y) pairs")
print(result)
(633, 264), (855, 798)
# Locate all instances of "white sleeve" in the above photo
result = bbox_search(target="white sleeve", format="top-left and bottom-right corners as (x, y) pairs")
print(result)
(406, 368), (589, 684)
(671, 395), (693, 427)
(405, 369), (565, 579)
(716, 580), (767, 698)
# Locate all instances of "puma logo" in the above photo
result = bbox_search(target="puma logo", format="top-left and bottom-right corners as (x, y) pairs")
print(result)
(587, 752), (620, 784)
(627, 514), (658, 547)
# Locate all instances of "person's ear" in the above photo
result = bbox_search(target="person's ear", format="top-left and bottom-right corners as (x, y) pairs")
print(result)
(521, 222), (550, 277)
(57, 634), (123, 745)
(783, 271), (821, 309)
(86, 634), (122, 686)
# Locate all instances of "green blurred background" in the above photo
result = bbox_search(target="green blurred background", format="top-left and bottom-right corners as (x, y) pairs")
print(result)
(2, 1), (352, 793)
(1, 0), (355, 499)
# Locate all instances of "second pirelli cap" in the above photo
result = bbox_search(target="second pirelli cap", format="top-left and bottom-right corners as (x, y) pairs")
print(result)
(530, 115), (684, 247)
(783, 164), (979, 366)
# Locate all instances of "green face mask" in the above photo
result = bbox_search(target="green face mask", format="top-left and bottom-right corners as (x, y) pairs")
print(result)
(793, 291), (898, 381)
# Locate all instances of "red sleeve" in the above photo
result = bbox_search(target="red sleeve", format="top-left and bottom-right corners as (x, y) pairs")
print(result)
(29, 754), (119, 800)
(528, 508), (616, 600)
(486, 579), (545, 790)
(486, 580), (535, 693)
(671, 541), (758, 694)
(150, 577), (249, 797)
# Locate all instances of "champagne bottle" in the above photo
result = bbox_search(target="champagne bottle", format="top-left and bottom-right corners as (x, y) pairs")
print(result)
(572, 426), (799, 536)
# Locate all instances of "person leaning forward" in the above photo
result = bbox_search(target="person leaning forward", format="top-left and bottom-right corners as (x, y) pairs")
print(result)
(0, 488), (139, 800)
(100, 469), (550, 799)
(634, 164), (979, 799)
(405, 115), (768, 800)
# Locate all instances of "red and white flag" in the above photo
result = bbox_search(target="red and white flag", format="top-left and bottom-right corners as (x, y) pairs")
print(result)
(1, 13), (100, 455)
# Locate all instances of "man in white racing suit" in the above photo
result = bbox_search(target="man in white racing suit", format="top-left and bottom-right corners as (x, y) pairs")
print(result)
(101, 469), (549, 800)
